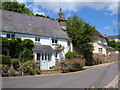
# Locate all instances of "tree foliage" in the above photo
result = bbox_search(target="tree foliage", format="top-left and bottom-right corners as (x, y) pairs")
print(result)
(108, 40), (120, 52)
(0, 0), (34, 15)
(0, 0), (55, 20)
(67, 15), (96, 65)
(2, 37), (34, 61)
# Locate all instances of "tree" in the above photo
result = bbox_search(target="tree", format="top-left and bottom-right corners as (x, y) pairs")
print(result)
(0, 0), (34, 15)
(108, 40), (120, 52)
(2, 37), (34, 61)
(67, 15), (96, 65)
(21, 39), (34, 61)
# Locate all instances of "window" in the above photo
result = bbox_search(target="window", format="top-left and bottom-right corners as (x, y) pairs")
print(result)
(52, 38), (58, 44)
(37, 53), (40, 61)
(7, 34), (10, 38)
(55, 52), (58, 58)
(98, 48), (102, 53)
(35, 37), (40, 42)
(11, 34), (15, 38)
(45, 53), (47, 60)
(6, 33), (15, 38)
(48, 54), (51, 61)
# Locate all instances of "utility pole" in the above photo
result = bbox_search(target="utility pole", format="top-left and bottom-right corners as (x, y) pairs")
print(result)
(114, 29), (116, 40)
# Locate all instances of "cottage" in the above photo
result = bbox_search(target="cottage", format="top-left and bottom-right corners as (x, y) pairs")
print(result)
(1, 9), (73, 70)
(93, 30), (115, 62)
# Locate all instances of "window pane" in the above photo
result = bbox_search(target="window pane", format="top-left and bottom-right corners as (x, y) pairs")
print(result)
(55, 39), (58, 43)
(55, 52), (57, 58)
(48, 54), (51, 61)
(52, 39), (54, 43)
(45, 53), (47, 60)
(7, 34), (10, 38)
(42, 53), (44, 60)
(37, 53), (40, 60)
(35, 37), (37, 41)
(11, 34), (15, 38)
(38, 37), (40, 41)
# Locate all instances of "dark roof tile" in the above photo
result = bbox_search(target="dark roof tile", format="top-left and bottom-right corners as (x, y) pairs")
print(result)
(1, 10), (69, 39)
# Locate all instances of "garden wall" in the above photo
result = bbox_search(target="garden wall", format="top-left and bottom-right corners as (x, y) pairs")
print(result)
(93, 53), (119, 63)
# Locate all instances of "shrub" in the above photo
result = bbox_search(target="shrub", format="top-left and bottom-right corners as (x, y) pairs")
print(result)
(0, 55), (11, 65)
(60, 59), (83, 73)
(92, 58), (101, 65)
(11, 59), (20, 70)
(65, 52), (76, 59)
(1, 64), (9, 77)
(9, 69), (19, 76)
(18, 61), (40, 75)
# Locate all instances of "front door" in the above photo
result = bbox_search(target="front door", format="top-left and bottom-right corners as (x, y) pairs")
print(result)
(40, 60), (48, 70)
(40, 53), (51, 70)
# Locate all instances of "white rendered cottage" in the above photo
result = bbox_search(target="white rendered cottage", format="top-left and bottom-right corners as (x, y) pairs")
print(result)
(1, 9), (73, 70)
(93, 30), (114, 55)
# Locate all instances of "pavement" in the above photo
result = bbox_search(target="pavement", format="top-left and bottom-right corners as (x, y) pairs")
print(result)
(2, 62), (119, 88)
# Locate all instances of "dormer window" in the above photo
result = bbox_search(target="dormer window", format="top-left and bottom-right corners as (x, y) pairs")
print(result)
(52, 38), (58, 44)
(6, 33), (15, 38)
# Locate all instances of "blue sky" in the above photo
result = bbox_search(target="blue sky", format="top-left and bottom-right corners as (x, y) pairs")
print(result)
(18, 1), (119, 36)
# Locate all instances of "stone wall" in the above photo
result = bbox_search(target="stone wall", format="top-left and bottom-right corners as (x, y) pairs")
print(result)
(93, 53), (119, 63)
(93, 53), (108, 63)
(108, 52), (119, 62)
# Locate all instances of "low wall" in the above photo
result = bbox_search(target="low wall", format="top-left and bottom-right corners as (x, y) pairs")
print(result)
(93, 52), (119, 63)
(108, 52), (119, 62)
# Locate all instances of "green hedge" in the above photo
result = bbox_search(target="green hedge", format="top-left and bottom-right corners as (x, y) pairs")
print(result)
(0, 55), (11, 65)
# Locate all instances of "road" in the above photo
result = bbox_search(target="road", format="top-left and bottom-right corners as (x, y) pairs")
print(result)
(2, 62), (118, 88)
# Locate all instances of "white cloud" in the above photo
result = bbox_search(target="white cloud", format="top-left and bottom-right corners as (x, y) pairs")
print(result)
(104, 26), (113, 31)
(17, 0), (119, 15)
(113, 20), (118, 25)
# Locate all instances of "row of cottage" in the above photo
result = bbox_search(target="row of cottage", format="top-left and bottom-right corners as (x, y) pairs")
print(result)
(0, 9), (116, 70)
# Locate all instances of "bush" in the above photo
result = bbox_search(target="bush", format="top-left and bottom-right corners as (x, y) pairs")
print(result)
(60, 59), (83, 73)
(1, 64), (9, 77)
(9, 69), (19, 76)
(11, 59), (20, 70)
(65, 52), (76, 59)
(92, 58), (101, 65)
(18, 61), (40, 75)
(0, 55), (11, 65)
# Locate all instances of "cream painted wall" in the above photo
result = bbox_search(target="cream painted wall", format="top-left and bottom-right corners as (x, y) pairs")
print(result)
(93, 37), (107, 55)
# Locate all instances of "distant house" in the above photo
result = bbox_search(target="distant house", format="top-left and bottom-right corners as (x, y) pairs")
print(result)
(1, 9), (73, 70)
(92, 31), (115, 62)
(107, 35), (120, 43)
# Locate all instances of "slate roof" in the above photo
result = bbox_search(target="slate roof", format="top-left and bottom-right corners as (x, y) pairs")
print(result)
(1, 9), (69, 39)
(33, 44), (55, 53)
(97, 43), (115, 50)
(93, 30), (108, 41)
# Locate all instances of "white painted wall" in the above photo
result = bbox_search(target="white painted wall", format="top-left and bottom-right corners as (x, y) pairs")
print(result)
(1, 31), (72, 69)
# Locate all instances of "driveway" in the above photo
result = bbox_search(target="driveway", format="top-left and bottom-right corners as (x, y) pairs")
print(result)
(2, 62), (118, 88)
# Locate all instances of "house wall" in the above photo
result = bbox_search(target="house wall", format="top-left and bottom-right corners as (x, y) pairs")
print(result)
(93, 37), (107, 55)
(1, 31), (72, 69)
